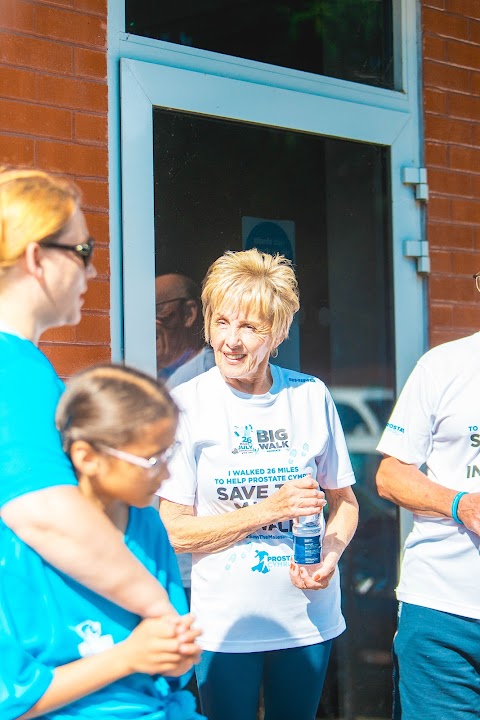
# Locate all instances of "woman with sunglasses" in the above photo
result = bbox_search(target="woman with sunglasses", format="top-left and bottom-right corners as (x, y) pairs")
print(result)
(0, 168), (179, 622)
(0, 364), (203, 719)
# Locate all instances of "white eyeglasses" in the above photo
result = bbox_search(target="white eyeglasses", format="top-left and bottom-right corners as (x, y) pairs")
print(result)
(98, 442), (180, 474)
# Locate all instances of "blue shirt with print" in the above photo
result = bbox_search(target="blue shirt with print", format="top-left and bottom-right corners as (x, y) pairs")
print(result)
(0, 506), (201, 719)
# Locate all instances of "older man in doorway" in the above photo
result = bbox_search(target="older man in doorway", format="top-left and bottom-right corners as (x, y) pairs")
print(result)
(155, 273), (215, 390)
(155, 272), (215, 600)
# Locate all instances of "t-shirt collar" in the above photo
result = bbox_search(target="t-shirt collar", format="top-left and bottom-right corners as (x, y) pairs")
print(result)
(0, 319), (27, 339)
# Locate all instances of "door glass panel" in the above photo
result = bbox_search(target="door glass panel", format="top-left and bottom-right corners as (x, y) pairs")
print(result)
(127, 1), (394, 89)
(153, 108), (397, 719)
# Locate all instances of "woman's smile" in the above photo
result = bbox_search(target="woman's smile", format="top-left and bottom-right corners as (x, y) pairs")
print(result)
(210, 309), (275, 394)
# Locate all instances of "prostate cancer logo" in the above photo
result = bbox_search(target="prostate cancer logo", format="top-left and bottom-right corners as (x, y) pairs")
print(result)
(250, 549), (290, 573)
(251, 550), (270, 574)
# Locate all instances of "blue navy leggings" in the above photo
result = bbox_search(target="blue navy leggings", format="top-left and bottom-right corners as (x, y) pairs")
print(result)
(393, 603), (480, 720)
(195, 641), (332, 720)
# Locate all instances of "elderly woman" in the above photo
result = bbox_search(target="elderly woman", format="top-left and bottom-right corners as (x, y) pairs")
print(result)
(159, 249), (359, 720)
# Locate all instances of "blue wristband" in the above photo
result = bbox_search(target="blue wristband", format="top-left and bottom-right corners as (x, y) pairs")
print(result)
(451, 491), (468, 524)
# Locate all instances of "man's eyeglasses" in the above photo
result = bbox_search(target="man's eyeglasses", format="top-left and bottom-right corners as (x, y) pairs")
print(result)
(474, 273), (480, 293)
(155, 297), (189, 326)
(97, 441), (180, 475)
(41, 237), (95, 268)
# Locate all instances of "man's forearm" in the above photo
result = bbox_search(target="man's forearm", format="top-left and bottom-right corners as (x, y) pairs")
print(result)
(2, 486), (174, 617)
(376, 456), (456, 516)
(376, 456), (480, 535)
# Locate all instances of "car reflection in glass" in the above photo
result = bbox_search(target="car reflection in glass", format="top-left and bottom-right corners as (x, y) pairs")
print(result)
(328, 386), (398, 718)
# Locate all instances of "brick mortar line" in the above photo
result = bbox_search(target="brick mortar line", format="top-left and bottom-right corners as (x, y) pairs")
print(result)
(0, 96), (108, 109)
(0, 72), (107, 89)
(427, 168), (480, 177)
(424, 89), (475, 98)
(423, 57), (480, 68)
(0, 128), (107, 145)
(0, 28), (106, 52)
(429, 192), (480, 198)
(426, 121), (479, 128)
(0, 65), (108, 86)
(31, 2), (106, 19)
(0, 107), (107, 123)
(425, 140), (480, 150)
(39, 339), (111, 344)
(423, 31), (480, 43)
(430, 246), (480, 251)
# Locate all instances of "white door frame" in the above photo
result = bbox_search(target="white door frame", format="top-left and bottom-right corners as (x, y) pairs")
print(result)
(109, 0), (425, 545)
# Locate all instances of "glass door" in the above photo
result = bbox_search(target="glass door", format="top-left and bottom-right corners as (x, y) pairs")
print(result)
(119, 14), (425, 710)
(152, 108), (396, 717)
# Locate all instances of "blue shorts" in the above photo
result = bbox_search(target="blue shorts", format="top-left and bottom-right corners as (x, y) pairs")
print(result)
(196, 642), (332, 720)
(393, 602), (480, 720)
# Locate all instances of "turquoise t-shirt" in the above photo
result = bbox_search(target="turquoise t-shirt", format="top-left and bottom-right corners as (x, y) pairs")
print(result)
(0, 331), (77, 507)
(0, 506), (202, 719)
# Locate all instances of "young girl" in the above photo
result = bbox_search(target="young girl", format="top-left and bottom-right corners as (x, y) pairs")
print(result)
(0, 364), (204, 719)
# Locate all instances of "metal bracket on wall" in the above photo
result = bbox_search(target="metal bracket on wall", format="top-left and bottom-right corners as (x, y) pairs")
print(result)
(404, 239), (430, 274)
(402, 167), (429, 201)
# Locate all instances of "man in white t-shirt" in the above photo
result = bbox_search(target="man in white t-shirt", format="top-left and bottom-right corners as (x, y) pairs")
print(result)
(376, 329), (480, 720)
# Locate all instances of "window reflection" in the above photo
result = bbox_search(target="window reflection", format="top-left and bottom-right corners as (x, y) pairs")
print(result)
(126, 0), (394, 89)
(155, 274), (215, 389)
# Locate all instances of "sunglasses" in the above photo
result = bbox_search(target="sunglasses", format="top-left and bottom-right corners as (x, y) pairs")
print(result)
(40, 237), (95, 268)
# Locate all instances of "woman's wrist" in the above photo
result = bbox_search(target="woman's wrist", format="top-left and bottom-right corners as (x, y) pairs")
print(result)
(321, 536), (344, 561)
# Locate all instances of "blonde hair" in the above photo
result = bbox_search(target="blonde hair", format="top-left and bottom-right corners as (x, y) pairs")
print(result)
(0, 167), (80, 271)
(56, 364), (178, 453)
(202, 249), (300, 345)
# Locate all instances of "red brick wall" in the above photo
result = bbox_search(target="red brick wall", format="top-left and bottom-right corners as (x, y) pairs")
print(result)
(0, 0), (110, 376)
(423, 0), (480, 347)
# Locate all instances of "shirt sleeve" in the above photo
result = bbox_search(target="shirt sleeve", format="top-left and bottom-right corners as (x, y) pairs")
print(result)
(0, 537), (54, 718)
(0, 348), (77, 507)
(0, 638), (53, 718)
(317, 388), (356, 489)
(157, 402), (198, 507)
(376, 360), (437, 467)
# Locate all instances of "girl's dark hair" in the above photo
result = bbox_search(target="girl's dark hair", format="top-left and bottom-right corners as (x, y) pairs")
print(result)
(56, 364), (178, 452)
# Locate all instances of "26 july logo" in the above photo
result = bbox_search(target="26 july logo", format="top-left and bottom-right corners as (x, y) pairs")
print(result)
(232, 425), (289, 454)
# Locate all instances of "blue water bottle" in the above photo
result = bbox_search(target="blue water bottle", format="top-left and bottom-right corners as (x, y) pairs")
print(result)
(293, 514), (322, 565)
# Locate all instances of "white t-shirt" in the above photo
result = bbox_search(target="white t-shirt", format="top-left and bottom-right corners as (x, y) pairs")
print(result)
(376, 332), (480, 619)
(165, 346), (216, 588)
(159, 364), (355, 653)
(165, 347), (215, 391)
